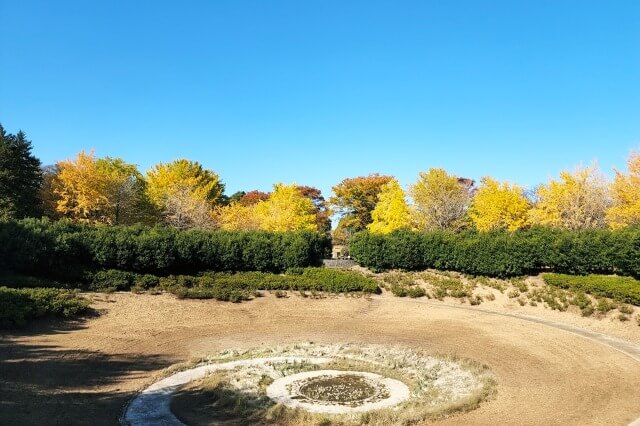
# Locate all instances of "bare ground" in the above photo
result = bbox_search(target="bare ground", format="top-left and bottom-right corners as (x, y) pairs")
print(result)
(1, 292), (640, 425)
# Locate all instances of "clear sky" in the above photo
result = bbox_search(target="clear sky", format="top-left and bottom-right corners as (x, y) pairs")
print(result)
(1, 0), (638, 198)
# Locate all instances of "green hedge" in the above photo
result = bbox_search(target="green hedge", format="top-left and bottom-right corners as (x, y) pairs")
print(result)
(0, 287), (89, 327)
(0, 218), (330, 278)
(134, 267), (379, 300)
(349, 227), (640, 278)
(542, 273), (640, 306)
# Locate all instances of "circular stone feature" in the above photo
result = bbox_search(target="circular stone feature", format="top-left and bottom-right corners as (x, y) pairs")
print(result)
(266, 370), (410, 414)
(298, 374), (382, 404)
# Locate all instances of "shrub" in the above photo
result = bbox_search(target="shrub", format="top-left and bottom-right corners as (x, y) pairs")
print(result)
(390, 285), (407, 297)
(0, 287), (89, 327)
(349, 227), (640, 278)
(89, 269), (135, 292)
(618, 304), (634, 315)
(132, 274), (161, 291)
(596, 298), (615, 313)
(543, 274), (640, 306)
(157, 268), (379, 301)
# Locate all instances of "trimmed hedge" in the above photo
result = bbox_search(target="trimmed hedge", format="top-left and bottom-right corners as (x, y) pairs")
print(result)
(349, 227), (640, 278)
(0, 218), (330, 278)
(92, 267), (380, 300)
(542, 273), (640, 306)
(0, 287), (89, 327)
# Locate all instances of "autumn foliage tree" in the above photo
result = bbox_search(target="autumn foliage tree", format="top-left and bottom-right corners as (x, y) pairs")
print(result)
(469, 177), (530, 232)
(529, 165), (611, 230)
(146, 159), (224, 228)
(52, 151), (150, 224)
(216, 201), (261, 230)
(330, 174), (393, 241)
(606, 151), (640, 229)
(255, 183), (317, 232)
(297, 185), (331, 234)
(216, 184), (319, 232)
(239, 190), (270, 206)
(53, 151), (110, 223)
(410, 168), (474, 231)
(368, 179), (413, 234)
(96, 157), (152, 225)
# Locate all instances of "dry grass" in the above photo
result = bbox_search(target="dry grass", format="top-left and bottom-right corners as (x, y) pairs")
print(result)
(377, 269), (639, 327)
(169, 343), (496, 425)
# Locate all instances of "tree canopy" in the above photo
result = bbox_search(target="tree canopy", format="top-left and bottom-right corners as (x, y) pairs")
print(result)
(529, 165), (611, 230)
(606, 152), (640, 229)
(51, 151), (151, 224)
(368, 179), (413, 234)
(0, 125), (43, 220)
(330, 174), (393, 239)
(410, 168), (473, 231)
(469, 177), (530, 232)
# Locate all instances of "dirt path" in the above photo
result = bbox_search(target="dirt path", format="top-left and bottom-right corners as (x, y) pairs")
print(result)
(1, 293), (639, 425)
(375, 296), (640, 362)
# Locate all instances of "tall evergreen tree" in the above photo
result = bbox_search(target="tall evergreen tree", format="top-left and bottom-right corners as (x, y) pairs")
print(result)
(0, 124), (43, 219)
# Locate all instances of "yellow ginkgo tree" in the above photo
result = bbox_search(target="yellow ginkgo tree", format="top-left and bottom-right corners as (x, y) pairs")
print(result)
(53, 151), (150, 224)
(529, 165), (611, 230)
(469, 177), (530, 232)
(53, 150), (110, 223)
(254, 183), (318, 232)
(368, 179), (413, 234)
(146, 159), (224, 228)
(216, 201), (262, 231)
(410, 168), (474, 231)
(606, 151), (640, 229)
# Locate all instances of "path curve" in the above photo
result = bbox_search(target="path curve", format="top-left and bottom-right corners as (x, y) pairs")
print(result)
(124, 356), (331, 425)
(370, 296), (640, 362)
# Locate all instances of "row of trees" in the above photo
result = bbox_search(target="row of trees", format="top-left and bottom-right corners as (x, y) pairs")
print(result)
(358, 157), (639, 235)
(1, 123), (639, 238)
(44, 152), (331, 232)
(1, 124), (331, 232)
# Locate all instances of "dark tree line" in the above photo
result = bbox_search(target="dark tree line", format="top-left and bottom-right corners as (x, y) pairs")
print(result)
(0, 124), (43, 220)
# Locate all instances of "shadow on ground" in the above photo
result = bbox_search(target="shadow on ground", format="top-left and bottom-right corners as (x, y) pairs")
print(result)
(0, 317), (172, 426)
(171, 381), (273, 426)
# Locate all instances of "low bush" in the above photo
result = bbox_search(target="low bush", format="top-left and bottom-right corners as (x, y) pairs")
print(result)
(0, 287), (89, 327)
(158, 268), (380, 301)
(349, 227), (640, 278)
(543, 274), (640, 306)
(89, 269), (135, 292)
(0, 272), (73, 289)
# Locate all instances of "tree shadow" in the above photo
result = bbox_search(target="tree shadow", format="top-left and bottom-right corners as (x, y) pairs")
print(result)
(0, 316), (173, 426)
(171, 382), (275, 426)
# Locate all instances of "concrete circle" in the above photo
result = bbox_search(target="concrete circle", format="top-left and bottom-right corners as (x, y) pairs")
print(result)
(266, 370), (411, 414)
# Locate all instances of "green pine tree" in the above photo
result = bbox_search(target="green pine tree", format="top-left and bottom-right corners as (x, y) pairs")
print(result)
(0, 124), (43, 219)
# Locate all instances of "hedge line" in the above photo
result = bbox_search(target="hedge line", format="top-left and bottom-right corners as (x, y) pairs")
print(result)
(0, 287), (89, 327)
(85, 268), (380, 301)
(349, 227), (640, 278)
(164, 268), (380, 301)
(0, 218), (330, 278)
(542, 273), (640, 306)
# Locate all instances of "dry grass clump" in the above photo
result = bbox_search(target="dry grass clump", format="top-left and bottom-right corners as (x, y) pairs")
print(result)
(373, 269), (637, 325)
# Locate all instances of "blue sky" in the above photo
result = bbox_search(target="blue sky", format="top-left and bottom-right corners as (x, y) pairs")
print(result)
(1, 0), (638, 198)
